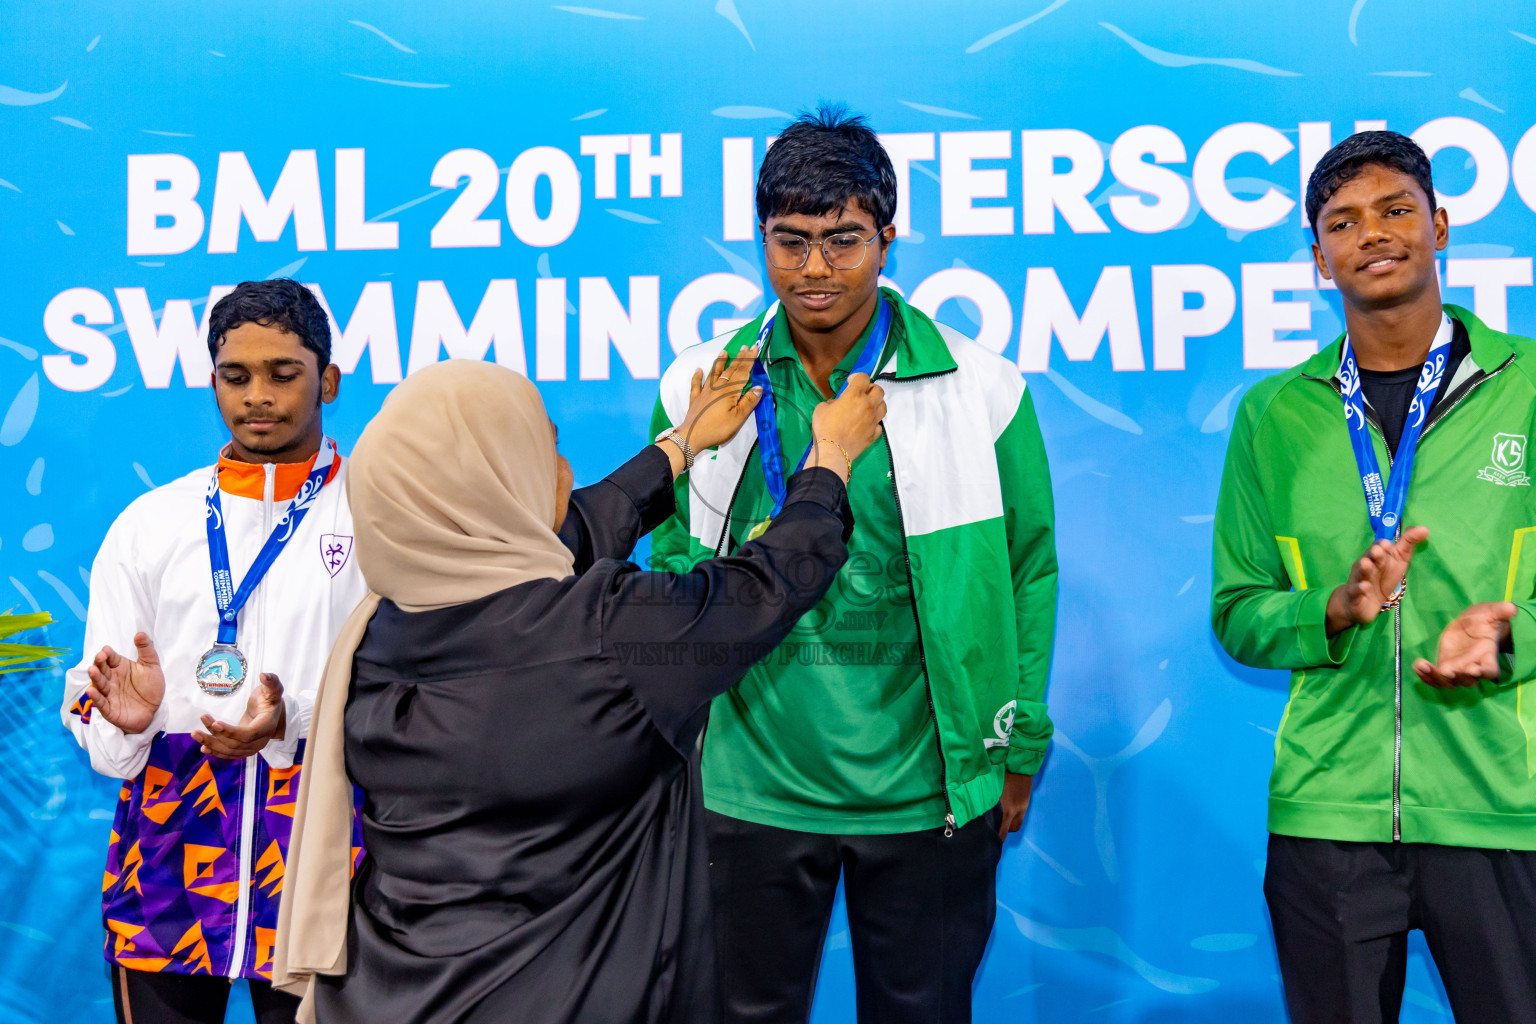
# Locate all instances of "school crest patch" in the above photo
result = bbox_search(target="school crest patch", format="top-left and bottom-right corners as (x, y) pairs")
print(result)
(1478, 433), (1531, 487)
(319, 534), (354, 577)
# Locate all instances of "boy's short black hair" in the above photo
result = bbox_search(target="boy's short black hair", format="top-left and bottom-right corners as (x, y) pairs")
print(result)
(1305, 130), (1437, 233)
(756, 102), (897, 231)
(207, 278), (332, 366)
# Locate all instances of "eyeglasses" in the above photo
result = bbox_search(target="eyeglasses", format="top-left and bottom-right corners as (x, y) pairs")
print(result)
(764, 230), (880, 271)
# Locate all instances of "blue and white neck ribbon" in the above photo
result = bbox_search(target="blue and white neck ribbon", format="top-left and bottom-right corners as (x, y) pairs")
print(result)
(747, 297), (892, 519)
(204, 437), (337, 645)
(1338, 314), (1451, 541)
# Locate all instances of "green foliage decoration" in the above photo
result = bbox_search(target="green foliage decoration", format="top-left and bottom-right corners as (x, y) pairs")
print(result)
(0, 610), (67, 675)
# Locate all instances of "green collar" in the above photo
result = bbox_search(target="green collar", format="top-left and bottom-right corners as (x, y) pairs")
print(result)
(1299, 303), (1516, 380)
(728, 287), (959, 381)
(1450, 302), (1518, 369)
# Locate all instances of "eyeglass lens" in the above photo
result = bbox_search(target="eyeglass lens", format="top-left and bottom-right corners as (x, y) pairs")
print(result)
(766, 233), (873, 271)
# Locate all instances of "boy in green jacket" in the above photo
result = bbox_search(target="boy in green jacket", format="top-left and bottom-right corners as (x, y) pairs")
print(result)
(650, 105), (1057, 1023)
(1212, 131), (1536, 1023)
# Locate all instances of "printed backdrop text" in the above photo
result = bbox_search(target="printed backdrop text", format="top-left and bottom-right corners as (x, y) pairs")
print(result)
(4, 2), (1535, 1021)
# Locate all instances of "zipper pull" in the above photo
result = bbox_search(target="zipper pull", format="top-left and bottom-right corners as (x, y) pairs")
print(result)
(943, 813), (956, 838)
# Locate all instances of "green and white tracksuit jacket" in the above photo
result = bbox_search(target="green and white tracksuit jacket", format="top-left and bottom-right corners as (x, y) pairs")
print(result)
(650, 289), (1057, 829)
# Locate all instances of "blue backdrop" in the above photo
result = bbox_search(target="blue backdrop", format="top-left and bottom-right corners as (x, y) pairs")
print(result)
(6, 2), (1536, 1020)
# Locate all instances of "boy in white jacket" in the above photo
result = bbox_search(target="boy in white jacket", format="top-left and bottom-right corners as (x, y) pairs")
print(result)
(61, 279), (368, 1024)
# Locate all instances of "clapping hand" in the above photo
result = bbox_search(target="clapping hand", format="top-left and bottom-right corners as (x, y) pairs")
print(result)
(1413, 602), (1517, 688)
(1325, 527), (1430, 635)
(84, 632), (165, 735)
(192, 672), (287, 758)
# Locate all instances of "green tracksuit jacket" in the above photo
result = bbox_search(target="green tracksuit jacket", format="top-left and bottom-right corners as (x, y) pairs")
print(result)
(650, 289), (1058, 829)
(1212, 304), (1536, 849)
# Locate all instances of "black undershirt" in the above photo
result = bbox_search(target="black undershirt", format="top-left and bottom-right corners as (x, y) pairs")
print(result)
(1357, 318), (1471, 455)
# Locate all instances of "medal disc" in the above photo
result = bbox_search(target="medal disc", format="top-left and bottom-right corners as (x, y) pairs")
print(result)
(746, 516), (773, 541)
(195, 644), (248, 697)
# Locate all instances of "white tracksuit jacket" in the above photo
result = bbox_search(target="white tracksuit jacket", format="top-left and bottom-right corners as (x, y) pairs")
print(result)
(60, 448), (368, 981)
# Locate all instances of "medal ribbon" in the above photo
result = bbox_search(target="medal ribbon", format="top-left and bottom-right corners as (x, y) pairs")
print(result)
(747, 297), (892, 519)
(1338, 315), (1450, 541)
(204, 438), (337, 644)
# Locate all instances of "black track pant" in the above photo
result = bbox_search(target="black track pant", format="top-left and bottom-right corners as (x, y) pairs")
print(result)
(1264, 834), (1536, 1024)
(706, 808), (1002, 1024)
(111, 966), (300, 1024)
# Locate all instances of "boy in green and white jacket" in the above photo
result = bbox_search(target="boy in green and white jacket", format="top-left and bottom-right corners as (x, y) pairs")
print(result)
(1212, 131), (1536, 1022)
(649, 105), (1056, 1023)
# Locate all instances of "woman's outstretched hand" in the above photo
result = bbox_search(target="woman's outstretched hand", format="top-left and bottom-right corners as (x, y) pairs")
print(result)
(662, 347), (765, 472)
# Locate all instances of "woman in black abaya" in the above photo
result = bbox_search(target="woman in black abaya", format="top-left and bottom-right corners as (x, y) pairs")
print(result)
(274, 350), (885, 1023)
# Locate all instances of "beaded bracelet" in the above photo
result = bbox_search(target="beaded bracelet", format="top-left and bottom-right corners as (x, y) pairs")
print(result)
(816, 437), (853, 477)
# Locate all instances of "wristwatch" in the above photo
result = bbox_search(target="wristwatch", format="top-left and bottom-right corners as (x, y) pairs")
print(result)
(656, 427), (696, 472)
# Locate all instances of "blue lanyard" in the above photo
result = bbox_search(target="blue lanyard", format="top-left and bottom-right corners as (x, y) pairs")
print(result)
(747, 297), (892, 517)
(204, 438), (337, 645)
(1338, 316), (1451, 541)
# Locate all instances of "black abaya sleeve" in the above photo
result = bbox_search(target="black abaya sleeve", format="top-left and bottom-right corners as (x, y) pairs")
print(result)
(558, 445), (676, 572)
(598, 466), (855, 753)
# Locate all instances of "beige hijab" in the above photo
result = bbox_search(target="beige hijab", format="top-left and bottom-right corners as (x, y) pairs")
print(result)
(272, 359), (576, 1015)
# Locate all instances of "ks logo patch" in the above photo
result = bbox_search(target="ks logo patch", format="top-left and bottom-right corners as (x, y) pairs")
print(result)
(1478, 433), (1531, 487)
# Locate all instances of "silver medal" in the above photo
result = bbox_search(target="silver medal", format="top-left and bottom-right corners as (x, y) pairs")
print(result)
(195, 644), (248, 697)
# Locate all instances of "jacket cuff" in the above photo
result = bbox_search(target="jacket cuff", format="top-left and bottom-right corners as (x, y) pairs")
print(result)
(1005, 744), (1045, 775)
(783, 467), (854, 543)
(1296, 586), (1354, 667)
(92, 697), (169, 743)
(85, 699), (167, 779)
(259, 691), (305, 770)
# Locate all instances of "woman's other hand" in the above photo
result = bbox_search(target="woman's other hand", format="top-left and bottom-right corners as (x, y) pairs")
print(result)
(675, 346), (765, 453)
(809, 373), (886, 481)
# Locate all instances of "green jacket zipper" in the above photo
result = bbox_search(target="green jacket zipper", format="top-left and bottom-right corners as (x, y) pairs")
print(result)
(874, 363), (962, 835)
(713, 439), (759, 557)
(1305, 353), (1512, 841)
